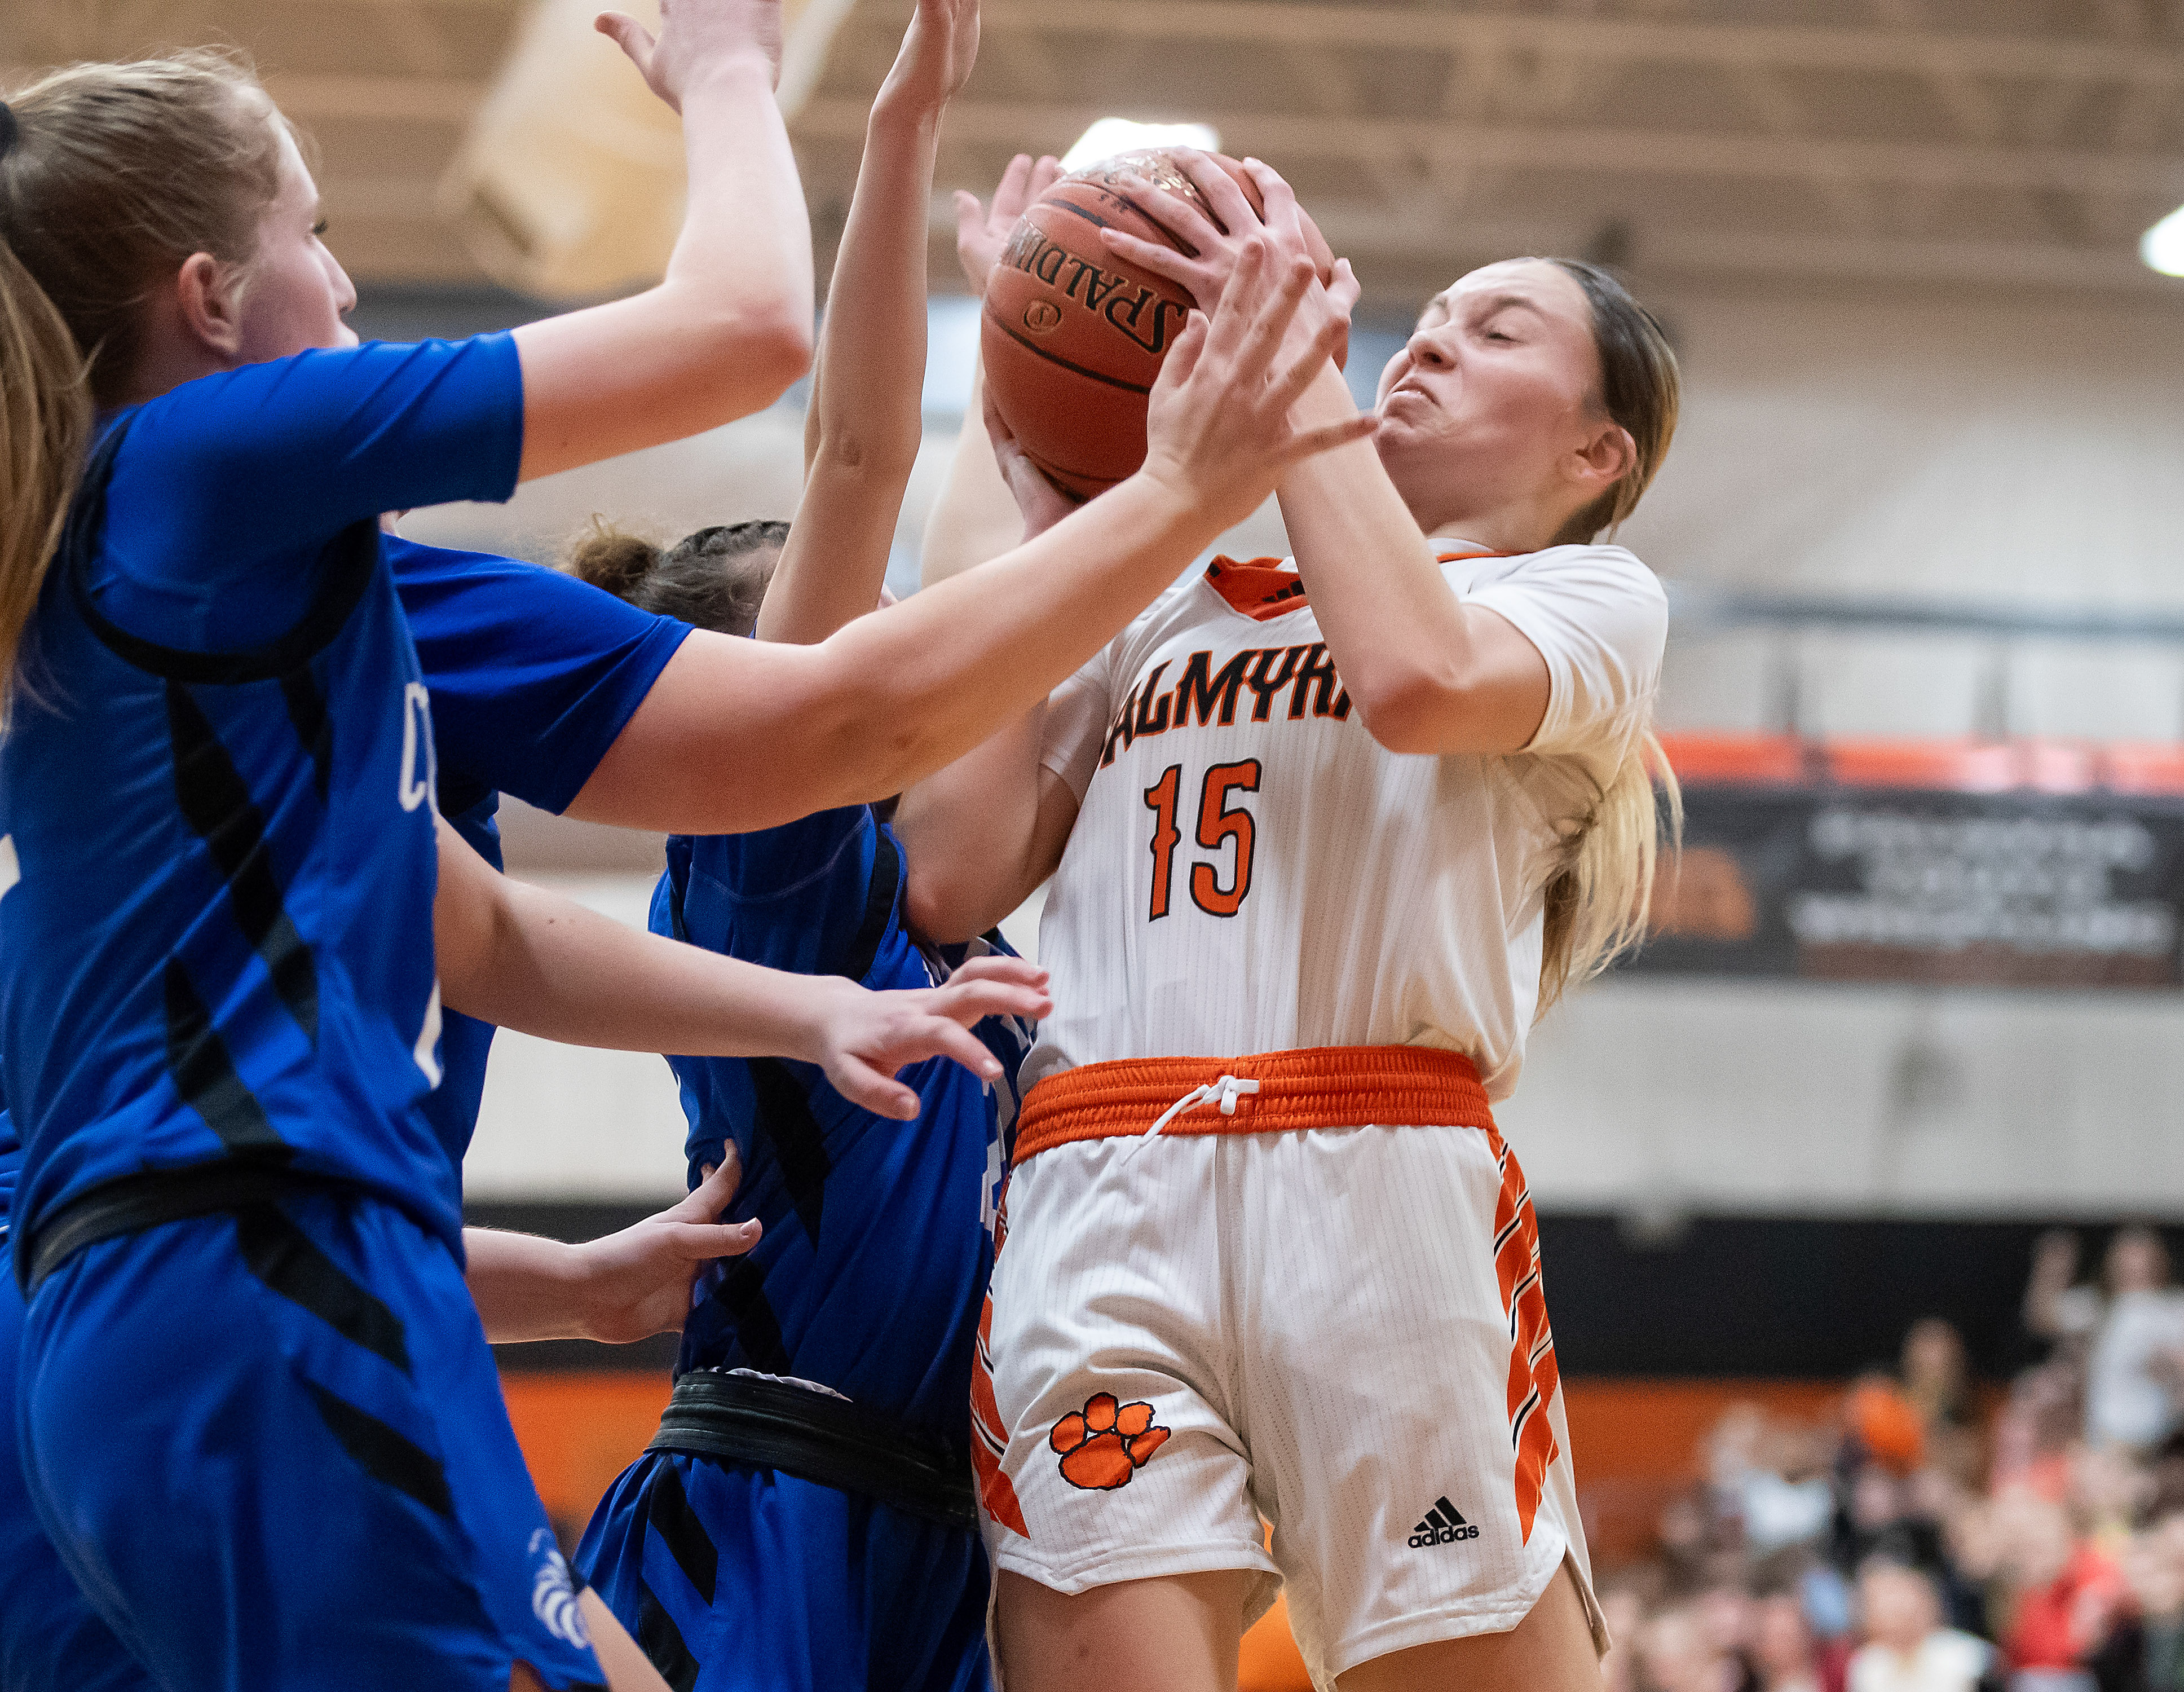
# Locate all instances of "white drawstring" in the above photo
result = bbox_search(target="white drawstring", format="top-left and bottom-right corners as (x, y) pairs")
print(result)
(1120, 1073), (1260, 1162)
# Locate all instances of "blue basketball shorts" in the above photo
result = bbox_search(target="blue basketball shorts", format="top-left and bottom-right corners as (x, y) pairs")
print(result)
(16, 1188), (606, 1692)
(576, 1450), (992, 1692)
(0, 1264), (157, 1691)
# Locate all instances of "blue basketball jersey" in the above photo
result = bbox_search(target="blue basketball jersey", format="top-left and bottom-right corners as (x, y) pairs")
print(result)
(390, 536), (691, 1160)
(0, 338), (526, 1263)
(659, 811), (1033, 1444)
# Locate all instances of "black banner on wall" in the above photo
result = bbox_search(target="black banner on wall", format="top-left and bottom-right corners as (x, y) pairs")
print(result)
(1629, 786), (2184, 988)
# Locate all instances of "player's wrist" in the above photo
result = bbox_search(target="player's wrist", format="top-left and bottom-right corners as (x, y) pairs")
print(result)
(677, 50), (778, 108)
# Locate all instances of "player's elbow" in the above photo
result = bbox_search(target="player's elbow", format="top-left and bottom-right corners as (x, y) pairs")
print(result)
(1345, 668), (1453, 757)
(677, 297), (813, 417)
(731, 306), (814, 406)
(902, 858), (983, 949)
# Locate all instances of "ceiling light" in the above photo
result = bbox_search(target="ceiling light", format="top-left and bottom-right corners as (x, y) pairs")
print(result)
(1060, 118), (1221, 172)
(2141, 205), (2184, 277)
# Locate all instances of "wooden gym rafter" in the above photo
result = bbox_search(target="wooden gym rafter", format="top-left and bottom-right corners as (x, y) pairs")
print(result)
(5, 0), (2182, 305)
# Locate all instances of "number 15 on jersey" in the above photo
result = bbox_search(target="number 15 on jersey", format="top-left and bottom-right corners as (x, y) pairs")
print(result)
(1143, 760), (1261, 922)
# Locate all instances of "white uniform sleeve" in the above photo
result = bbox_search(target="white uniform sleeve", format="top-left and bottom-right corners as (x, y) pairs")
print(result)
(1455, 545), (1667, 763)
(1039, 640), (1118, 803)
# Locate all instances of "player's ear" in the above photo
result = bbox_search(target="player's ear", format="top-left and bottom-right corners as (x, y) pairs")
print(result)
(1571, 417), (1636, 499)
(173, 251), (246, 362)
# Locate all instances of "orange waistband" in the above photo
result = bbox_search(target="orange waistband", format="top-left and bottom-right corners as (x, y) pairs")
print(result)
(1012, 1046), (1494, 1166)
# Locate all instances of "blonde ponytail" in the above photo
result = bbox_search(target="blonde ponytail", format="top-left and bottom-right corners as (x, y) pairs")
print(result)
(0, 240), (90, 723)
(1538, 728), (1682, 1013)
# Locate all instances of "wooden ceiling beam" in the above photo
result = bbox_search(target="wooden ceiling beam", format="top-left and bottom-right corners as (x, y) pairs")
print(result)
(819, 100), (2184, 198)
(978, 2), (2184, 87)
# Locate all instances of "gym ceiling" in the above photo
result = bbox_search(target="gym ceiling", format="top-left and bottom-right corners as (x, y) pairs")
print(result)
(6, 0), (2183, 314)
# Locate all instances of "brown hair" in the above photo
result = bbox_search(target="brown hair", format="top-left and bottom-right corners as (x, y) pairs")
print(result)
(569, 518), (788, 637)
(1535, 259), (1683, 1008)
(1550, 258), (1680, 547)
(0, 50), (289, 719)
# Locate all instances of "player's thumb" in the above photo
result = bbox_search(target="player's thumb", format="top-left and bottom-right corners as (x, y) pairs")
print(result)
(670, 1219), (762, 1262)
(594, 13), (655, 70)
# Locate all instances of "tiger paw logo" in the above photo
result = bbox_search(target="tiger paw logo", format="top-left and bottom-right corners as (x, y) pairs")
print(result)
(1051, 1392), (1169, 1490)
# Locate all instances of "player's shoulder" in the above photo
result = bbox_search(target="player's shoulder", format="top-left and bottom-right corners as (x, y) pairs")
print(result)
(1454, 539), (1659, 591)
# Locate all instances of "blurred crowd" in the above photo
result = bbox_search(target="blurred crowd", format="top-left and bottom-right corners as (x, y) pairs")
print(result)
(1605, 1227), (2184, 1692)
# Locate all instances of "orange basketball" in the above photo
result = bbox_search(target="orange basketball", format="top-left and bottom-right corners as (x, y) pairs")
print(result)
(982, 150), (1336, 500)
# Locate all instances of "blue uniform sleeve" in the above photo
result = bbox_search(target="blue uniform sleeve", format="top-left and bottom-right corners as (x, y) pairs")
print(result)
(391, 539), (693, 815)
(89, 336), (525, 653)
(670, 808), (890, 980)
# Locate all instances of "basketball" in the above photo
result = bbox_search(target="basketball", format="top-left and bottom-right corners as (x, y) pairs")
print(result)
(982, 150), (1337, 500)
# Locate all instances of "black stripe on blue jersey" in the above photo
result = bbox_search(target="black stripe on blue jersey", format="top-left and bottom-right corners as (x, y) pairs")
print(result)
(235, 1201), (411, 1373)
(835, 828), (901, 985)
(165, 681), (319, 1041)
(747, 1059), (830, 1243)
(636, 1578), (700, 1692)
(303, 1381), (453, 1517)
(708, 1258), (794, 1378)
(64, 418), (381, 687)
(279, 666), (334, 804)
(643, 1462), (718, 1604)
(163, 960), (288, 1156)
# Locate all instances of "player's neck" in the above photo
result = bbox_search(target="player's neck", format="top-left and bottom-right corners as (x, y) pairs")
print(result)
(1408, 481), (1581, 558)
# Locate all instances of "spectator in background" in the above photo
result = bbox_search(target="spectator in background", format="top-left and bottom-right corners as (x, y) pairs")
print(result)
(1605, 1585), (1651, 1692)
(1849, 1560), (1995, 1692)
(1906, 1320), (1977, 1436)
(1754, 1592), (1825, 1692)
(1995, 1491), (2128, 1689)
(1645, 1604), (1754, 1692)
(2026, 1229), (2184, 1451)
(2121, 1510), (2184, 1692)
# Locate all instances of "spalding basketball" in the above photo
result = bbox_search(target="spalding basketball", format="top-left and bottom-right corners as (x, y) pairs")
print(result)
(982, 150), (1336, 500)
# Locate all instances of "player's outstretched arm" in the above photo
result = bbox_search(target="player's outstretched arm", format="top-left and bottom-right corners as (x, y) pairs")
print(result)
(917, 154), (1065, 592)
(758, 0), (978, 644)
(466, 1156), (760, 1344)
(895, 385), (1082, 942)
(431, 819), (1051, 1117)
(510, 0), (815, 482)
(570, 225), (1371, 837)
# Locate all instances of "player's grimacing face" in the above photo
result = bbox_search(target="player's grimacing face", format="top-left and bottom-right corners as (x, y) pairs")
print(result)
(1370, 259), (1605, 518)
(231, 117), (360, 367)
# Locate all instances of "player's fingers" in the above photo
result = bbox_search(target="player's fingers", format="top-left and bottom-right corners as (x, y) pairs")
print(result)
(935, 979), (1053, 1028)
(594, 12), (656, 69)
(670, 1146), (743, 1220)
(946, 954), (1051, 990)
(914, 1017), (1012, 1082)
(832, 1055), (924, 1120)
(1174, 148), (1260, 238)
(1329, 257), (1362, 317)
(1096, 228), (1206, 296)
(1273, 412), (1380, 469)
(1120, 177), (1223, 257)
(954, 190), (987, 248)
(981, 380), (1021, 452)
(1233, 252), (1313, 382)
(1028, 155), (1064, 201)
(991, 152), (1035, 219)
(1203, 237), (1272, 362)
(1157, 310), (1210, 393)
(1239, 157), (1306, 243)
(1266, 307), (1353, 409)
(663, 1219), (763, 1261)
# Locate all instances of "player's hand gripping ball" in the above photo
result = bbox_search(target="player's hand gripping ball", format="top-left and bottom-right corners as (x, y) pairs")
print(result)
(981, 149), (1336, 500)
(1050, 1390), (1171, 1489)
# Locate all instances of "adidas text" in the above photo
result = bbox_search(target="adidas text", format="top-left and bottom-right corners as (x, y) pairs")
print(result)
(1409, 1496), (1479, 1548)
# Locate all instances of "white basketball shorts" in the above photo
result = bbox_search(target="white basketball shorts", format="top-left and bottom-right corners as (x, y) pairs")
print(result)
(968, 1047), (1605, 1688)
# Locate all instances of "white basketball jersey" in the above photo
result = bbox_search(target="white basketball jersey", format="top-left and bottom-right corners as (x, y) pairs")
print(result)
(1027, 544), (1667, 1101)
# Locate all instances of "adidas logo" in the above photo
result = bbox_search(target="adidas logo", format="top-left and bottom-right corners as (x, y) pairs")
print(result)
(1408, 1496), (1480, 1548)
